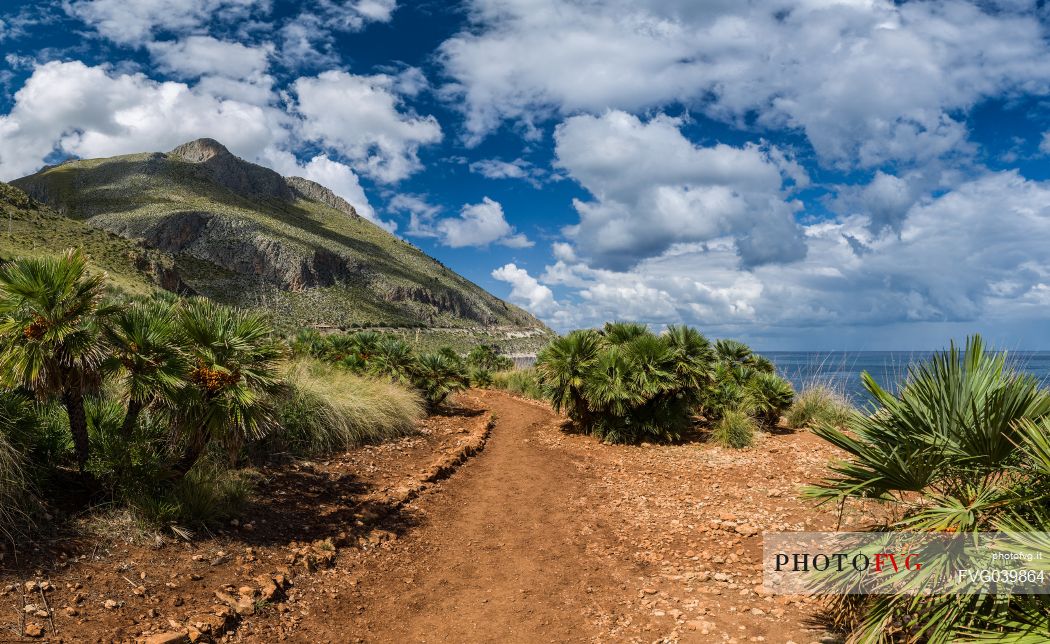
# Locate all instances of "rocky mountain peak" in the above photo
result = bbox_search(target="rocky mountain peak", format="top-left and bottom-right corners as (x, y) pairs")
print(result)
(168, 138), (293, 201)
(170, 138), (233, 163)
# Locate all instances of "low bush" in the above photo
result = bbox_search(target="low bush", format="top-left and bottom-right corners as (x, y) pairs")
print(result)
(711, 409), (756, 448)
(466, 344), (513, 372)
(785, 384), (853, 430)
(536, 324), (710, 443)
(269, 359), (423, 455)
(468, 366), (493, 388)
(132, 458), (260, 530)
(535, 323), (793, 444)
(412, 352), (469, 411)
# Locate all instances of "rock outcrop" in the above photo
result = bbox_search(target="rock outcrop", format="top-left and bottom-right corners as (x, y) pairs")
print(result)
(122, 211), (356, 291)
(170, 139), (294, 201)
(386, 285), (494, 324)
(286, 176), (359, 218)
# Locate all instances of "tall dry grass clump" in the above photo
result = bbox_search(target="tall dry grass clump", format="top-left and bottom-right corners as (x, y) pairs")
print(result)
(711, 409), (756, 448)
(0, 430), (31, 543)
(785, 383), (853, 430)
(490, 367), (543, 400)
(272, 359), (424, 455)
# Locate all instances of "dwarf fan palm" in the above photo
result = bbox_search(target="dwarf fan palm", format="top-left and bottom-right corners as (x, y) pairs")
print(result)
(412, 352), (468, 411)
(467, 344), (513, 372)
(805, 336), (1050, 644)
(746, 371), (795, 427)
(807, 336), (1050, 528)
(714, 338), (753, 367)
(664, 324), (715, 395)
(602, 321), (649, 346)
(0, 249), (110, 469)
(350, 331), (382, 360)
(369, 337), (417, 384)
(101, 300), (187, 437)
(535, 329), (601, 424)
(171, 299), (282, 477)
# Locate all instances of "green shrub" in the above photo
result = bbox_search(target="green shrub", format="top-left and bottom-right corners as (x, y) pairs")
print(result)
(745, 371), (795, 427)
(83, 395), (180, 505)
(131, 457), (259, 529)
(711, 409), (755, 448)
(0, 249), (109, 469)
(536, 323), (711, 443)
(368, 337), (417, 384)
(289, 328), (325, 358)
(269, 359), (423, 455)
(467, 344), (513, 372)
(703, 363), (749, 421)
(714, 339), (754, 367)
(170, 298), (283, 477)
(468, 366), (493, 388)
(785, 384), (853, 430)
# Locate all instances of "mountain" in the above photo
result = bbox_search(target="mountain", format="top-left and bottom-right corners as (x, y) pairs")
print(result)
(10, 139), (546, 340)
(0, 180), (183, 295)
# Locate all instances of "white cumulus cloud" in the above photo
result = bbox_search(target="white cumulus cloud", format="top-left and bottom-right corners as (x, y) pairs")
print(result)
(492, 263), (558, 315)
(521, 171), (1050, 347)
(147, 35), (274, 80)
(0, 60), (286, 179)
(440, 0), (1050, 168)
(66, 0), (268, 46)
(554, 110), (807, 270)
(293, 69), (442, 183)
(435, 197), (532, 248)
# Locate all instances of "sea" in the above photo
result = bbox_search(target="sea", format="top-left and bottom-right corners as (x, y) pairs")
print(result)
(765, 351), (1050, 405)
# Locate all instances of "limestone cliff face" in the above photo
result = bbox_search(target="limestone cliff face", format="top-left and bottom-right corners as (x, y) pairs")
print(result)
(386, 285), (496, 324)
(100, 211), (354, 291)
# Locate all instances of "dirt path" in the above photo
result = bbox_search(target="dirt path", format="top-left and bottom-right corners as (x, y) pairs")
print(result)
(2, 390), (867, 642)
(280, 390), (871, 644)
(293, 389), (637, 643)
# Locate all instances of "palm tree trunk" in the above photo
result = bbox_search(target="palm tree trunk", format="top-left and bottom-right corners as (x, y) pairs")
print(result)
(172, 426), (211, 479)
(62, 387), (90, 470)
(120, 398), (144, 438)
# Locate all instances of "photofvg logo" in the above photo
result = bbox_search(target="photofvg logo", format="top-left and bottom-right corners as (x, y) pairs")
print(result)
(762, 532), (1050, 595)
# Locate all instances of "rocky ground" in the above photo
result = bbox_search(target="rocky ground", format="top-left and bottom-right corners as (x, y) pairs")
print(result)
(1, 390), (879, 643)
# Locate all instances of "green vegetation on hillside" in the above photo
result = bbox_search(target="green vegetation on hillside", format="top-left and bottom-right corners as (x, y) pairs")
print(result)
(1, 182), (165, 295)
(11, 143), (545, 335)
(289, 329), (518, 411)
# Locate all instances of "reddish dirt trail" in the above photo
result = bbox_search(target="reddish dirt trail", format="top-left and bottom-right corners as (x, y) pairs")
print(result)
(294, 389), (639, 643)
(284, 390), (865, 644)
(2, 390), (863, 642)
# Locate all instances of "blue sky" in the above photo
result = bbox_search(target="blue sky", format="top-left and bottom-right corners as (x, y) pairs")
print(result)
(2, 0), (1050, 349)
